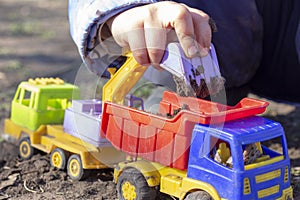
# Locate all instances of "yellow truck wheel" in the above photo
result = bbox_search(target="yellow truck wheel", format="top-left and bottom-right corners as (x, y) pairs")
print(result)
(67, 154), (85, 181)
(50, 148), (67, 170)
(117, 168), (157, 200)
(19, 137), (35, 160)
(184, 191), (212, 200)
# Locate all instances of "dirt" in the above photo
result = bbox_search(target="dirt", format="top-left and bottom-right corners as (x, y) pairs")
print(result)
(0, 1), (299, 200)
(0, 141), (118, 200)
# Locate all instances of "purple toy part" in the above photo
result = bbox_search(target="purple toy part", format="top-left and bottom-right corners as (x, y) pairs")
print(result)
(125, 94), (145, 110)
(63, 100), (111, 147)
(72, 99), (102, 114)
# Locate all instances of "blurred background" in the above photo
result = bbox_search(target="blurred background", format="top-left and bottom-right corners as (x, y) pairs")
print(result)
(0, 0), (81, 124)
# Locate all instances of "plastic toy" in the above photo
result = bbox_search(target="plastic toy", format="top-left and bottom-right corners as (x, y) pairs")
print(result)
(103, 90), (293, 200)
(100, 44), (294, 199)
(3, 43), (294, 199)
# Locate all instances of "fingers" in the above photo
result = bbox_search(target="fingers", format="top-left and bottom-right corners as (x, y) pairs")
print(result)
(166, 3), (211, 57)
(109, 8), (151, 65)
(185, 6), (211, 57)
(111, 6), (168, 66)
(127, 5), (168, 65)
(127, 28), (150, 65)
(160, 3), (199, 58)
(129, 28), (167, 66)
(144, 27), (167, 65)
(109, 1), (213, 66)
(159, 2), (213, 58)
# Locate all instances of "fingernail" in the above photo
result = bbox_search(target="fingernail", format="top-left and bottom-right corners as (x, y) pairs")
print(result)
(188, 45), (198, 57)
(199, 48), (209, 57)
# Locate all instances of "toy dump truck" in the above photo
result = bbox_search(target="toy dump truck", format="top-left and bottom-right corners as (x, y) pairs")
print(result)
(4, 77), (125, 180)
(101, 90), (293, 200)
(98, 44), (294, 199)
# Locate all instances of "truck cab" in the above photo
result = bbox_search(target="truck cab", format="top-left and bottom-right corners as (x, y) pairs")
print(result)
(188, 116), (293, 199)
(11, 77), (80, 130)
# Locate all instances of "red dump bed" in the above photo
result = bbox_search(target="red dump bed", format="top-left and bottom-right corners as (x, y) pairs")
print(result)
(101, 91), (268, 170)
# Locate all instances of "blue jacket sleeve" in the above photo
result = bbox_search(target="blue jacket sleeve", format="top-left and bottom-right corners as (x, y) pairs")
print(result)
(68, 0), (157, 61)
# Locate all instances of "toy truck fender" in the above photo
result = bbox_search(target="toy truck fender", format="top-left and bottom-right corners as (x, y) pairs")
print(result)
(178, 177), (221, 200)
(114, 160), (221, 200)
(114, 160), (161, 187)
(4, 119), (47, 144)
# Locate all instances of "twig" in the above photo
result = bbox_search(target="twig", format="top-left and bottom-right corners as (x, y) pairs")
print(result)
(23, 180), (44, 194)
(16, 158), (39, 166)
(23, 180), (37, 193)
(39, 186), (44, 193)
(22, 170), (39, 175)
(3, 166), (10, 170)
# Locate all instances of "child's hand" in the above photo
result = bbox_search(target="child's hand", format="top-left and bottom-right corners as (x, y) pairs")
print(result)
(107, 1), (212, 67)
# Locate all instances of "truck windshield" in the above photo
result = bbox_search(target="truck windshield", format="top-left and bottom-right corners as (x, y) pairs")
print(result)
(242, 136), (286, 170)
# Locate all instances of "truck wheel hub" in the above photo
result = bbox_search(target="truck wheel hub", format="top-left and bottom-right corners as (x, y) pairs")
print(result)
(122, 181), (136, 200)
(52, 152), (62, 167)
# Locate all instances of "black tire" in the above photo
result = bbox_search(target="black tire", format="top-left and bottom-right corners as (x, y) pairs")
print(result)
(117, 168), (157, 200)
(184, 191), (213, 200)
(67, 154), (85, 181)
(50, 148), (67, 170)
(19, 137), (35, 160)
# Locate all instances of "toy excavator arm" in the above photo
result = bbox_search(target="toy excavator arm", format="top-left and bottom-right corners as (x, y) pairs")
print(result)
(102, 52), (147, 105)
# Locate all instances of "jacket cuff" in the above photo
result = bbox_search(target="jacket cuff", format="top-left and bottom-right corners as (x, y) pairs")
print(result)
(69, 1), (157, 62)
